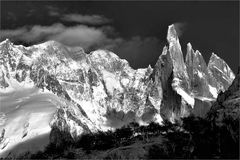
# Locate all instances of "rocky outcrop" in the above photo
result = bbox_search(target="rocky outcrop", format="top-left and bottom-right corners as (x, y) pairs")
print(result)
(154, 46), (186, 123)
(185, 43), (212, 98)
(205, 67), (240, 154)
(208, 67), (240, 121)
(208, 53), (235, 92)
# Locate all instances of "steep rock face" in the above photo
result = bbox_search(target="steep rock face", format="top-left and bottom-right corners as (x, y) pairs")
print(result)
(208, 53), (235, 93)
(185, 43), (212, 98)
(152, 25), (235, 122)
(208, 67), (240, 118)
(154, 46), (187, 123)
(207, 67), (240, 150)
(153, 25), (197, 123)
(153, 25), (196, 122)
(167, 25), (193, 107)
(184, 42), (234, 99)
(0, 39), (32, 89)
(57, 49), (161, 131)
(0, 39), (161, 144)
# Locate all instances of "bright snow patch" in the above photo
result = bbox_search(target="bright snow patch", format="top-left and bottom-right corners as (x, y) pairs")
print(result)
(209, 85), (218, 98)
(169, 112), (177, 123)
(212, 66), (224, 74)
(69, 61), (80, 70)
(176, 88), (195, 108)
(0, 76), (35, 93)
(197, 70), (203, 78)
(0, 86), (58, 157)
(172, 78), (195, 107)
(120, 78), (130, 87)
(196, 96), (215, 102)
(102, 70), (123, 94)
(153, 114), (163, 125)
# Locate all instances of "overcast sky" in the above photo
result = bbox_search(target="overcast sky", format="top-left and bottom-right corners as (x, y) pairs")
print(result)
(0, 1), (239, 73)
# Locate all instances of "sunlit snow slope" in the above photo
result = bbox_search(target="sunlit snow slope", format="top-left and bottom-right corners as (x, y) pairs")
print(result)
(0, 83), (58, 157)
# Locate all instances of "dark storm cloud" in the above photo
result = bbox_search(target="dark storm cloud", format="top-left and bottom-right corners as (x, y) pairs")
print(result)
(61, 14), (111, 25)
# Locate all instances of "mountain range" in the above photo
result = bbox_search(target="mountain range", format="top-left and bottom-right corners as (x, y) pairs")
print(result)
(0, 24), (237, 157)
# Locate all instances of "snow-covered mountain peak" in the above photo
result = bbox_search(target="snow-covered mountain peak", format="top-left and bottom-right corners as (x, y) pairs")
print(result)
(0, 39), (12, 46)
(209, 52), (219, 62)
(195, 50), (202, 56)
(88, 49), (131, 73)
(31, 40), (65, 49)
(0, 39), (16, 54)
(167, 24), (179, 43)
(90, 49), (120, 60)
(187, 42), (192, 49)
(186, 44), (205, 65)
(208, 52), (235, 84)
(153, 24), (235, 121)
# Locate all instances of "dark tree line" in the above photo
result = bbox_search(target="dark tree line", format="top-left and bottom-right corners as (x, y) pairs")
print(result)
(18, 113), (239, 159)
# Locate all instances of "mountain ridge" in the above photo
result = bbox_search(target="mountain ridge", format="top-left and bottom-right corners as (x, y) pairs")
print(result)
(0, 24), (236, 157)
